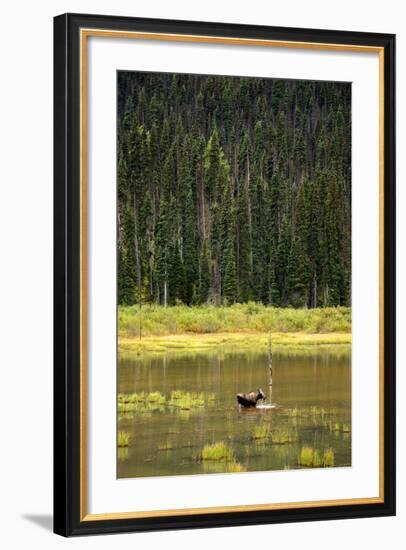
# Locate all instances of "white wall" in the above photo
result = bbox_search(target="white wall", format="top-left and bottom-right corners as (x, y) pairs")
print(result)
(0, 0), (403, 547)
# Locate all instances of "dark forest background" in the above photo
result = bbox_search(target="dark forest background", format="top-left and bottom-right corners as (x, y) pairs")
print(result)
(117, 72), (351, 308)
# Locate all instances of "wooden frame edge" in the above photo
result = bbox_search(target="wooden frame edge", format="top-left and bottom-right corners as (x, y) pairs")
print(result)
(53, 13), (396, 536)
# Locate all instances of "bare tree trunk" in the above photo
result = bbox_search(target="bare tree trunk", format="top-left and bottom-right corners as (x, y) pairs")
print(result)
(133, 192), (142, 339)
(164, 279), (168, 307)
(313, 271), (317, 308)
(201, 177), (206, 241)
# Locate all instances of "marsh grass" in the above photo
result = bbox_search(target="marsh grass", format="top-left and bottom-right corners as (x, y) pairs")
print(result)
(288, 406), (333, 419)
(312, 450), (322, 467)
(148, 392), (166, 404)
(298, 446), (314, 467)
(202, 442), (235, 462)
(169, 391), (206, 410)
(118, 392), (165, 405)
(118, 392), (144, 404)
(271, 429), (297, 445)
(202, 459), (247, 474)
(252, 423), (271, 440)
(225, 461), (246, 472)
(287, 407), (342, 430)
(118, 390), (216, 417)
(170, 390), (184, 400)
(298, 446), (335, 468)
(117, 447), (129, 461)
(117, 431), (130, 447)
(118, 392), (166, 415)
(323, 448), (335, 467)
(118, 401), (164, 414)
(330, 422), (351, 434)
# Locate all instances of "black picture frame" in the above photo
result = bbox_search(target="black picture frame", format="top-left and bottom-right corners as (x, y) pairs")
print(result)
(54, 12), (396, 537)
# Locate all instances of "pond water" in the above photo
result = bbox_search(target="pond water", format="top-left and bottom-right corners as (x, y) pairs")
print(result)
(117, 347), (351, 478)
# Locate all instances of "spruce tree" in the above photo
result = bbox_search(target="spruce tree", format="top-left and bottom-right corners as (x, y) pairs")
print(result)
(117, 72), (351, 309)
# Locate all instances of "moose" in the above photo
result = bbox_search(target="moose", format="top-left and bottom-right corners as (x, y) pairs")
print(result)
(236, 388), (266, 408)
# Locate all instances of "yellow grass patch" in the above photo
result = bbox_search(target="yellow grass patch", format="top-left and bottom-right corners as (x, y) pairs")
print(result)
(118, 331), (351, 355)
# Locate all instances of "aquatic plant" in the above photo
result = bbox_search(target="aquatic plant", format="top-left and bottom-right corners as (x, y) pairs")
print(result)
(117, 402), (135, 413)
(117, 431), (130, 447)
(118, 400), (164, 414)
(118, 392), (145, 404)
(323, 448), (335, 467)
(225, 461), (246, 472)
(298, 446), (315, 467)
(288, 408), (300, 418)
(118, 391), (166, 404)
(252, 423), (271, 440)
(288, 406), (335, 420)
(330, 422), (350, 434)
(202, 459), (246, 474)
(117, 412), (137, 421)
(309, 406), (327, 420)
(271, 429), (297, 445)
(147, 392), (166, 404)
(169, 391), (206, 410)
(202, 442), (235, 462)
(118, 447), (129, 461)
(312, 450), (322, 467)
(298, 446), (336, 467)
(157, 441), (174, 451)
(170, 390), (184, 400)
(117, 392), (166, 414)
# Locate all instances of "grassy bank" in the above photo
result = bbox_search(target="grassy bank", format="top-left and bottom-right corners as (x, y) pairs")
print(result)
(119, 304), (351, 337)
(119, 331), (351, 354)
(118, 304), (350, 354)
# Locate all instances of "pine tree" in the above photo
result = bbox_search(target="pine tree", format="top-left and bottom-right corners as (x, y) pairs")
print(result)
(117, 72), (351, 309)
(223, 235), (237, 304)
(277, 216), (291, 306)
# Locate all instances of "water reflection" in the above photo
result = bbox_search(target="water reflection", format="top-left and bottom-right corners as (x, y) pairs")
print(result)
(117, 346), (351, 478)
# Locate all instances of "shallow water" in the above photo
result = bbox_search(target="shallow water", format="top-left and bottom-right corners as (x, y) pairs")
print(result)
(117, 347), (351, 478)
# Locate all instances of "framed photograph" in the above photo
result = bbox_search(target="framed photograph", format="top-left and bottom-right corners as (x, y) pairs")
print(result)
(54, 13), (396, 536)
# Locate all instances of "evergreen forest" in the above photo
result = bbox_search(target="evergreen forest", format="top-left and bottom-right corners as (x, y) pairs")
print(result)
(117, 72), (351, 308)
